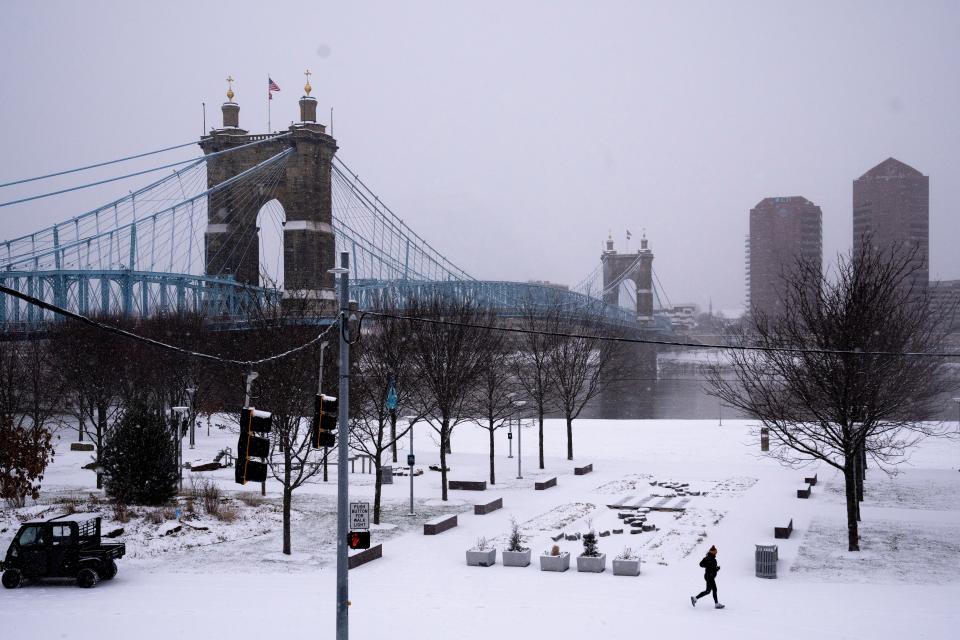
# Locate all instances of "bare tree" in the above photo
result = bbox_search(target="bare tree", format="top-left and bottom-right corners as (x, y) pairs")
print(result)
(405, 294), (495, 501)
(708, 242), (955, 551)
(49, 318), (127, 488)
(243, 300), (332, 555)
(349, 310), (428, 523)
(514, 298), (560, 469)
(550, 308), (623, 460)
(472, 329), (519, 484)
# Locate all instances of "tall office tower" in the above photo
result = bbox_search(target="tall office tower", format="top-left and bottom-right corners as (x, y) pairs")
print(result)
(748, 196), (823, 319)
(852, 158), (929, 296)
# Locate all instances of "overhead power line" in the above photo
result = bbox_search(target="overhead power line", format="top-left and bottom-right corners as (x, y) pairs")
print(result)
(0, 283), (337, 367)
(362, 310), (960, 359)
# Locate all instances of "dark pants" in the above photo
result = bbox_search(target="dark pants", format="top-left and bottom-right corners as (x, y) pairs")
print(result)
(696, 576), (718, 603)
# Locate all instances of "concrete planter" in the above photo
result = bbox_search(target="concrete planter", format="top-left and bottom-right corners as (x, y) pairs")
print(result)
(576, 553), (606, 573)
(539, 552), (570, 572)
(502, 549), (531, 567)
(612, 558), (641, 576)
(466, 549), (496, 567)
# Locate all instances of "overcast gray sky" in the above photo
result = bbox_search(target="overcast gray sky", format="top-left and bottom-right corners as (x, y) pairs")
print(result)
(1, 0), (958, 312)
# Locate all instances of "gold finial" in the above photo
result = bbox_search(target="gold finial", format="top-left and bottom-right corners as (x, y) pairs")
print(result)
(304, 69), (312, 96)
(226, 75), (235, 102)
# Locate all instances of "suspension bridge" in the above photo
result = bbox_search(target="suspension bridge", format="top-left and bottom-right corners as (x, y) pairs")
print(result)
(0, 82), (673, 331)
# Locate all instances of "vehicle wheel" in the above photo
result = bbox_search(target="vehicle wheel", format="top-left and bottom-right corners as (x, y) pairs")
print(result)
(98, 560), (117, 580)
(77, 568), (99, 589)
(2, 569), (22, 589)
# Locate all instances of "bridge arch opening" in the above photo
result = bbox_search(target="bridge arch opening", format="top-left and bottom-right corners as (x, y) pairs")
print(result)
(256, 199), (286, 289)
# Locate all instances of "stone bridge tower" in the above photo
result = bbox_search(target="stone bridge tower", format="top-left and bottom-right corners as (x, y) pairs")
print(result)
(601, 233), (655, 324)
(200, 74), (338, 313)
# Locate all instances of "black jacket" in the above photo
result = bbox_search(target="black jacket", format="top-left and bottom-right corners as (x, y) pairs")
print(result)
(699, 553), (719, 579)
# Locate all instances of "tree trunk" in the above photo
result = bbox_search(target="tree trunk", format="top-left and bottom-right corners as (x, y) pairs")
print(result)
(856, 442), (866, 502)
(843, 461), (860, 551)
(440, 420), (449, 501)
(282, 486), (292, 555)
(445, 433), (452, 455)
(96, 402), (107, 490)
(488, 421), (496, 485)
(373, 450), (383, 525)
(565, 414), (574, 461)
(390, 410), (398, 463)
(538, 408), (545, 470)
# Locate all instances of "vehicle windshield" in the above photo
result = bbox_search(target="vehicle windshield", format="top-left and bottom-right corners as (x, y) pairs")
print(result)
(16, 526), (44, 546)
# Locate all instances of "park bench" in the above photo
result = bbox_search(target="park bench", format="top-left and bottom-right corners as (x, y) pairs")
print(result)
(348, 544), (382, 569)
(574, 463), (593, 475)
(423, 514), (458, 535)
(474, 497), (503, 515)
(774, 518), (793, 539)
(449, 480), (487, 491)
(797, 485), (812, 499)
(804, 473), (818, 486)
(535, 477), (557, 490)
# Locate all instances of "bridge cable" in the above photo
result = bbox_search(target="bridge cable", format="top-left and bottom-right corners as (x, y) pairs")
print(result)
(0, 282), (337, 367)
(0, 141), (199, 190)
(0, 133), (291, 209)
(361, 309), (960, 359)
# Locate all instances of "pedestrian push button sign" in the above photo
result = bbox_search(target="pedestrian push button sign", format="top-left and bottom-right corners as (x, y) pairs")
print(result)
(350, 502), (370, 530)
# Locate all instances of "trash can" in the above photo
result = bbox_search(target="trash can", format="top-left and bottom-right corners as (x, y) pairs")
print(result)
(379, 465), (393, 484)
(755, 544), (778, 578)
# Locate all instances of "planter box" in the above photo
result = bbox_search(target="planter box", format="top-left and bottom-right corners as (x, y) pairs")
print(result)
(576, 553), (606, 573)
(502, 549), (531, 567)
(612, 558), (641, 576)
(539, 552), (570, 572)
(466, 549), (496, 567)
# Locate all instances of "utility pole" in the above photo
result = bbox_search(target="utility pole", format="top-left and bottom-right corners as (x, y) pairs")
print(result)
(331, 252), (352, 640)
(319, 340), (330, 482)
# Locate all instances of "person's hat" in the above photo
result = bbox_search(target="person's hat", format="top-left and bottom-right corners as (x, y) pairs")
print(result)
(709, 545), (717, 553)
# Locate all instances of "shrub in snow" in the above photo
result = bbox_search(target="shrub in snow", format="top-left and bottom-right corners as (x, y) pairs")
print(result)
(582, 531), (600, 557)
(0, 417), (55, 508)
(507, 518), (528, 552)
(617, 547), (637, 560)
(101, 400), (177, 506)
(549, 544), (561, 556)
(472, 536), (489, 551)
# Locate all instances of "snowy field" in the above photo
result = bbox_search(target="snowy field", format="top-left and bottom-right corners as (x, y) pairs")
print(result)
(2, 417), (958, 639)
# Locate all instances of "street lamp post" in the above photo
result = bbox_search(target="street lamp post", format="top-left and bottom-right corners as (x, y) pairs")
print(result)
(514, 400), (526, 479)
(507, 421), (513, 458)
(186, 387), (197, 449)
(407, 417), (415, 516)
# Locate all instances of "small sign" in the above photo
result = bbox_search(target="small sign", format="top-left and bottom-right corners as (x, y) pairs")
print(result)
(347, 530), (371, 550)
(350, 502), (370, 530)
(407, 453), (415, 467)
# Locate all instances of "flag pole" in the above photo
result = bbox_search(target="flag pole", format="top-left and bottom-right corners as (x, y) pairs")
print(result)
(267, 74), (271, 133)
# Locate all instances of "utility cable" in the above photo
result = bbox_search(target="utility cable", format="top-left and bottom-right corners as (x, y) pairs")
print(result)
(0, 282), (338, 367)
(361, 309), (960, 359)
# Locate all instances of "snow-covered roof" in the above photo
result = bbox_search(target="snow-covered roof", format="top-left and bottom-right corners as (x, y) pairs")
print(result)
(26, 512), (100, 525)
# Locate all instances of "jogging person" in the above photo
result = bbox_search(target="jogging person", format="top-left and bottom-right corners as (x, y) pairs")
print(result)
(691, 545), (724, 609)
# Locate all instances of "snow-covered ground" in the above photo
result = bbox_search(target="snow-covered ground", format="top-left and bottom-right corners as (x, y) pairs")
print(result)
(2, 417), (958, 639)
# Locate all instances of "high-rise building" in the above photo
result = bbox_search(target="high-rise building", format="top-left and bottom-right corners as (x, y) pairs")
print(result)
(852, 158), (929, 296)
(747, 196), (822, 319)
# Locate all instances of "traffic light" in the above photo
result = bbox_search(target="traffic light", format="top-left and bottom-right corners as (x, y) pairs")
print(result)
(311, 394), (338, 448)
(347, 531), (370, 550)
(235, 407), (272, 485)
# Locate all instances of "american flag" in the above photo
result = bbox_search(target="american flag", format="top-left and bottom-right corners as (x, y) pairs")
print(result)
(268, 78), (280, 99)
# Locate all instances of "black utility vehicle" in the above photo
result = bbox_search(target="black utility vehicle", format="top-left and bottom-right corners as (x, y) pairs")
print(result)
(1, 513), (125, 588)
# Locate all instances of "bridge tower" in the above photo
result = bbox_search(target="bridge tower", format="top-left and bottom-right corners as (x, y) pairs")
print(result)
(200, 74), (338, 313)
(601, 233), (655, 324)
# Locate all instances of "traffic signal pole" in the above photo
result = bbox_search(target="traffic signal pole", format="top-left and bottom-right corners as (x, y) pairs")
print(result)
(334, 252), (351, 640)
